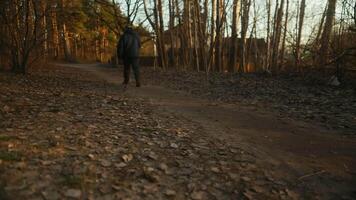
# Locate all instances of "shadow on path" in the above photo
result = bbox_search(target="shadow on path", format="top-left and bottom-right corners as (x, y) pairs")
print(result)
(56, 62), (356, 195)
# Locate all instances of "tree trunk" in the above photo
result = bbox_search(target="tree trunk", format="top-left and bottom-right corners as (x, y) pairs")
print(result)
(229, 0), (240, 73)
(174, 0), (181, 67)
(280, 0), (289, 70)
(40, 1), (48, 60)
(214, 0), (223, 72)
(195, 0), (208, 74)
(319, 0), (337, 67)
(51, 6), (60, 58)
(271, 0), (285, 73)
(312, 5), (327, 67)
(265, 0), (271, 71)
(59, 0), (71, 61)
(157, 0), (167, 69)
(168, 0), (175, 68)
(239, 0), (251, 73)
(192, 0), (200, 71)
(208, 0), (216, 72)
(295, 0), (306, 71)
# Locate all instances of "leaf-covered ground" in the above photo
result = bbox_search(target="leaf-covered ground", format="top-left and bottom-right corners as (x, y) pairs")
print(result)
(143, 69), (356, 135)
(0, 66), (355, 200)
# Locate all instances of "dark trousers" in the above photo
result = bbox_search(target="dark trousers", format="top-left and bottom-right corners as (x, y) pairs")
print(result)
(123, 57), (140, 85)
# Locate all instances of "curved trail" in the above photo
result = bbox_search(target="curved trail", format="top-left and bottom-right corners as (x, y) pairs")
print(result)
(57, 63), (356, 197)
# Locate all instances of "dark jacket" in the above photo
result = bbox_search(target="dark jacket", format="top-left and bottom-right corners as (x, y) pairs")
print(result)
(117, 28), (141, 59)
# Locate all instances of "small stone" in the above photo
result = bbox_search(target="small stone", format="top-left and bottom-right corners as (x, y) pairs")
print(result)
(115, 162), (127, 168)
(211, 167), (220, 173)
(251, 185), (264, 193)
(243, 190), (255, 200)
(88, 154), (95, 159)
(112, 185), (121, 191)
(229, 173), (238, 179)
(241, 176), (251, 182)
(143, 184), (159, 193)
(101, 160), (112, 167)
(122, 154), (133, 162)
(191, 191), (205, 200)
(3, 105), (11, 112)
(99, 184), (112, 194)
(285, 189), (299, 200)
(14, 161), (26, 169)
(88, 125), (97, 129)
(148, 152), (158, 160)
(41, 190), (60, 200)
(143, 167), (159, 182)
(145, 167), (155, 173)
(170, 143), (179, 148)
(230, 148), (238, 153)
(159, 163), (168, 173)
(165, 189), (176, 196)
(64, 189), (81, 199)
(41, 161), (52, 166)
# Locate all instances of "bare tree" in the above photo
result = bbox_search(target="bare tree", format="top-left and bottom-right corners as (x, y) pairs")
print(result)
(239, 0), (251, 73)
(168, 0), (176, 68)
(59, 0), (72, 61)
(265, 0), (271, 71)
(215, 0), (223, 71)
(143, 0), (167, 69)
(271, 0), (285, 73)
(195, 0), (209, 74)
(318, 0), (337, 67)
(124, 0), (143, 24)
(229, 0), (241, 73)
(208, 0), (217, 72)
(295, 0), (306, 71)
(280, 0), (289, 70)
(0, 0), (47, 73)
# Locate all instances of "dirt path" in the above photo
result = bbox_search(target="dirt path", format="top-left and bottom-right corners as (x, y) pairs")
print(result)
(56, 63), (356, 198)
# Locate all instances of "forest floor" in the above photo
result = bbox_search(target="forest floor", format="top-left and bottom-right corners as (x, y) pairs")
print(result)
(0, 63), (355, 200)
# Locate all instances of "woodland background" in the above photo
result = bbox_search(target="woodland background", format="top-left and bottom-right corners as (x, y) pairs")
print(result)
(1, 1), (356, 199)
(0, 0), (355, 80)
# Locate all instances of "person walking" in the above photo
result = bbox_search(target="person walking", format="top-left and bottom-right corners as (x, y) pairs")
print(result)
(117, 25), (141, 87)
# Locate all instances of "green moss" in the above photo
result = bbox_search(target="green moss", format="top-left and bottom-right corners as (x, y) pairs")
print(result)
(0, 151), (21, 161)
(0, 183), (8, 200)
(61, 175), (83, 188)
(0, 135), (17, 141)
(142, 127), (155, 133)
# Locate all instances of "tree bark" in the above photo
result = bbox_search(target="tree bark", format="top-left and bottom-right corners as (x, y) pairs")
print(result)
(59, 0), (72, 61)
(239, 0), (251, 73)
(192, 0), (200, 71)
(208, 0), (217, 72)
(168, 0), (175, 68)
(271, 0), (285, 73)
(265, 0), (271, 71)
(157, 0), (167, 68)
(214, 0), (223, 72)
(229, 0), (240, 73)
(319, 0), (337, 67)
(295, 0), (306, 71)
(280, 0), (289, 70)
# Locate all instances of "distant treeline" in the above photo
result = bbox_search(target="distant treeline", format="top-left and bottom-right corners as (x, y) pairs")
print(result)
(0, 0), (355, 77)
(143, 0), (355, 75)
(0, 0), (148, 73)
